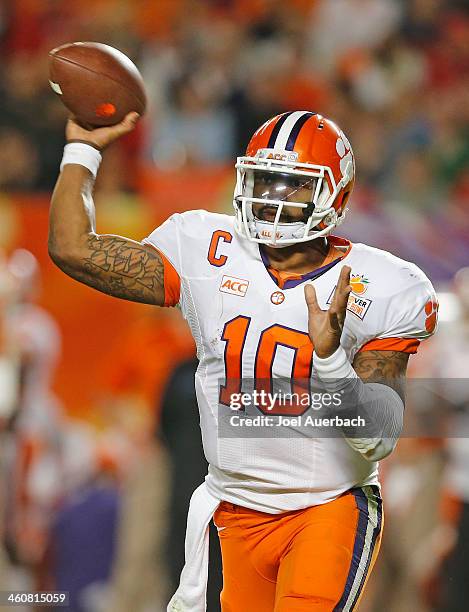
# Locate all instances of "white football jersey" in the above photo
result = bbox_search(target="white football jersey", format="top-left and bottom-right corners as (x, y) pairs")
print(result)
(143, 210), (437, 513)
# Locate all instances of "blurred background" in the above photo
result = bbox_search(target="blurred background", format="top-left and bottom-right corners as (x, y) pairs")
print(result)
(0, 0), (468, 610)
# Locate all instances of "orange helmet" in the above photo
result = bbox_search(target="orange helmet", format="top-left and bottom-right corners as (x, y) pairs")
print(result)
(233, 111), (355, 246)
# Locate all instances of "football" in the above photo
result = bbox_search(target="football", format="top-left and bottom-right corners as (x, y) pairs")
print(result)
(49, 42), (146, 128)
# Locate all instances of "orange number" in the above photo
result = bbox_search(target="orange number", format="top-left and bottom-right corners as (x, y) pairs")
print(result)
(219, 315), (251, 406)
(255, 325), (313, 415)
(220, 319), (313, 414)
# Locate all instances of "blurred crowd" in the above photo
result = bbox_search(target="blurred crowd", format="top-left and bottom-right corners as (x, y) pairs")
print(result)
(0, 0), (468, 280)
(0, 0), (468, 611)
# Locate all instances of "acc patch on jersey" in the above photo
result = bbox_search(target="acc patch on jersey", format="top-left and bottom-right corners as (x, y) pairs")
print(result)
(327, 287), (372, 320)
(219, 275), (249, 297)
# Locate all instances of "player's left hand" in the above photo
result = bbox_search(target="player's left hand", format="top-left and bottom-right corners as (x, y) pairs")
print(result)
(305, 266), (352, 358)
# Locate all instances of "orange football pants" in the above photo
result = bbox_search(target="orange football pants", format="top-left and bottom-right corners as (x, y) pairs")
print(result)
(213, 486), (382, 612)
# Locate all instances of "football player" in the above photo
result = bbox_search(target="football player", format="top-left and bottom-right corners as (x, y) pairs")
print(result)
(49, 110), (437, 611)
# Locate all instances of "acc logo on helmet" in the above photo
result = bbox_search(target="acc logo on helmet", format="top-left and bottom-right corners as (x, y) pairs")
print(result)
(257, 148), (299, 162)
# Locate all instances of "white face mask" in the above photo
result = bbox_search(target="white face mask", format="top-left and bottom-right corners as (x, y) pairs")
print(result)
(250, 219), (307, 248)
(233, 153), (353, 246)
(244, 169), (320, 247)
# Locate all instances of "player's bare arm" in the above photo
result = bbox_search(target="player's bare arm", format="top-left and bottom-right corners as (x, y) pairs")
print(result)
(48, 115), (166, 306)
(352, 350), (409, 401)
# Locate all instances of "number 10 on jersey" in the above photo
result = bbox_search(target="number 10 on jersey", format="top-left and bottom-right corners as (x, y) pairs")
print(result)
(219, 315), (314, 415)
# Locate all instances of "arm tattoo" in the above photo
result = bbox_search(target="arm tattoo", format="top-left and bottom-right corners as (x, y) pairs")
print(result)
(64, 234), (165, 305)
(353, 350), (409, 402)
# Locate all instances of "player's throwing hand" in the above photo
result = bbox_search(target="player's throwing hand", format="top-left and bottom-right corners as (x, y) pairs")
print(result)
(305, 266), (352, 358)
(65, 112), (139, 150)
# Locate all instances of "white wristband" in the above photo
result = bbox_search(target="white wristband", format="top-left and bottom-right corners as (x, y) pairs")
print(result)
(313, 346), (355, 380)
(60, 143), (102, 179)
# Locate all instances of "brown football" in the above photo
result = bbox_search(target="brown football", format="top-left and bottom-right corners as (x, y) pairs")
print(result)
(49, 42), (146, 127)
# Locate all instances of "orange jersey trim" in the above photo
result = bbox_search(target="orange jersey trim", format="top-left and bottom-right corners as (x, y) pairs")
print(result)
(359, 337), (421, 354)
(146, 245), (180, 307)
(328, 235), (353, 258)
(159, 249), (180, 307)
(266, 239), (349, 289)
(267, 267), (303, 289)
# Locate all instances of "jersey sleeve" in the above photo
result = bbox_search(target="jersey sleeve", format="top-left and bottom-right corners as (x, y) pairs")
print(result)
(359, 267), (438, 354)
(142, 214), (182, 308)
